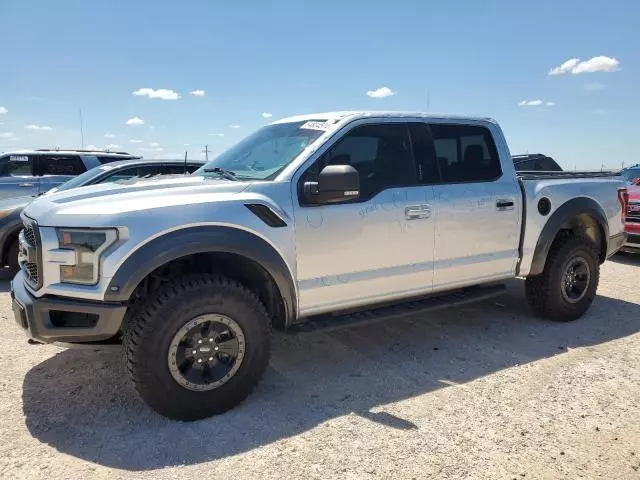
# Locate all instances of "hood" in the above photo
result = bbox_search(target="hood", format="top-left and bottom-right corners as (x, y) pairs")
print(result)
(23, 176), (251, 227)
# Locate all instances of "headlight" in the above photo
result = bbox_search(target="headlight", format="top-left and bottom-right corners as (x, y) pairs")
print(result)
(56, 228), (118, 285)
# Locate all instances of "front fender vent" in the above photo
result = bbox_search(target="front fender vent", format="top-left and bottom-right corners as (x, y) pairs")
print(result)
(244, 204), (287, 228)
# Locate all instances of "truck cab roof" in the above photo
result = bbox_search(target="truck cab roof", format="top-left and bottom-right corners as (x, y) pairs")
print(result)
(273, 111), (498, 125)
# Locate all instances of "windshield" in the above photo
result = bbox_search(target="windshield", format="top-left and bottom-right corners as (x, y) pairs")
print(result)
(48, 165), (111, 193)
(622, 168), (640, 183)
(194, 121), (327, 180)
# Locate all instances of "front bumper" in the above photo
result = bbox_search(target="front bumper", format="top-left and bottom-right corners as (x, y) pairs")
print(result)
(621, 232), (640, 253)
(10, 271), (127, 344)
(606, 232), (628, 258)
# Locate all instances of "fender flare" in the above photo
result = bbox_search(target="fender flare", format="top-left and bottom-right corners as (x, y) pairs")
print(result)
(529, 197), (609, 276)
(0, 214), (24, 264)
(104, 226), (297, 325)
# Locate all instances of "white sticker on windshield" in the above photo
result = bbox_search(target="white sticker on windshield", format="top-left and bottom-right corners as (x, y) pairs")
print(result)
(300, 121), (331, 131)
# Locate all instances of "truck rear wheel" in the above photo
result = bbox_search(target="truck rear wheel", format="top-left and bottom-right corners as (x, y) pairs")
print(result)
(123, 274), (271, 421)
(525, 233), (600, 321)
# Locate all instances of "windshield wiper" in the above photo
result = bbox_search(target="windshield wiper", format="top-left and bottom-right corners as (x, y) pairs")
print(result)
(203, 167), (238, 181)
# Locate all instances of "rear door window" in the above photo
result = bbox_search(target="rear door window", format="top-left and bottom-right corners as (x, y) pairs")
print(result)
(429, 124), (501, 183)
(37, 155), (86, 176)
(99, 166), (158, 183)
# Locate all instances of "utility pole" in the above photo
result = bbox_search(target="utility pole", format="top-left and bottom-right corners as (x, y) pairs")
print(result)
(202, 144), (210, 162)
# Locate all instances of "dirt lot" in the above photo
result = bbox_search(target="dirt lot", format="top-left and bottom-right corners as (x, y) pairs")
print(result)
(1, 255), (639, 480)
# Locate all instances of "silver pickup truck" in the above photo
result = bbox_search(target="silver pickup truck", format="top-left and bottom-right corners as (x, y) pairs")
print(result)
(11, 111), (628, 420)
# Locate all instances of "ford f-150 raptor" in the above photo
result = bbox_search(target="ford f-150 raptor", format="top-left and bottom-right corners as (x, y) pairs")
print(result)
(10, 111), (628, 420)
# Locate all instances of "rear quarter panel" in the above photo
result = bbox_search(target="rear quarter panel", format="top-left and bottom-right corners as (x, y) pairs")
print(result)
(518, 177), (625, 276)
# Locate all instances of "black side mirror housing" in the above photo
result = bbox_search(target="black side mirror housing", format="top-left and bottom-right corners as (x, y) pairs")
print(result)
(304, 165), (360, 204)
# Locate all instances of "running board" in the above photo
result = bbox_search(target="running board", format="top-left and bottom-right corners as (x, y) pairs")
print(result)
(289, 284), (507, 334)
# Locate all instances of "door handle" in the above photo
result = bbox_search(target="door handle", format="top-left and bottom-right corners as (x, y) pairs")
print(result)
(405, 204), (431, 220)
(19, 183), (34, 187)
(496, 199), (514, 210)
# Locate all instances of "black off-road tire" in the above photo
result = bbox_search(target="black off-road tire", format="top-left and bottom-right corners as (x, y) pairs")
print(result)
(7, 237), (19, 274)
(525, 233), (600, 321)
(123, 274), (271, 421)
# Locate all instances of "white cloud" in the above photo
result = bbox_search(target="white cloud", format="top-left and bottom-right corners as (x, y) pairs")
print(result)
(104, 133), (116, 138)
(25, 124), (53, 130)
(128, 139), (143, 143)
(140, 147), (164, 152)
(0, 132), (14, 138)
(149, 142), (160, 147)
(546, 101), (555, 106)
(0, 106), (7, 114)
(132, 88), (181, 100)
(261, 112), (273, 118)
(584, 82), (606, 91)
(126, 117), (145, 126)
(518, 100), (543, 106)
(149, 125), (155, 130)
(105, 144), (121, 150)
(208, 133), (225, 137)
(572, 56), (620, 74)
(366, 86), (396, 98)
(548, 58), (580, 75)
(183, 143), (190, 146)
(229, 124), (241, 129)
(189, 90), (205, 97)
(549, 56), (620, 75)
(85, 144), (99, 150)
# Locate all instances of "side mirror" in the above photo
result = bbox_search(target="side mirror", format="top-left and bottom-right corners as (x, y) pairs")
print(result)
(304, 165), (360, 204)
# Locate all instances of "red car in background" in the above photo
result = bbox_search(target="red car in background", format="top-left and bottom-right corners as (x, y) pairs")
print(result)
(623, 184), (640, 253)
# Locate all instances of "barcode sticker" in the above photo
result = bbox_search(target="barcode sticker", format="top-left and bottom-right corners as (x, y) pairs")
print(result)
(300, 121), (331, 131)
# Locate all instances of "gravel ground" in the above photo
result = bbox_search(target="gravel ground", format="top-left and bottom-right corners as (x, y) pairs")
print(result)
(1, 255), (639, 480)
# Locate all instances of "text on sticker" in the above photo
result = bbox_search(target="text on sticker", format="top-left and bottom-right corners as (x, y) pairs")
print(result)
(300, 121), (331, 131)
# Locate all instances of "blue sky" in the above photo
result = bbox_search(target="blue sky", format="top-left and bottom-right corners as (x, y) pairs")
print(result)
(0, 0), (638, 169)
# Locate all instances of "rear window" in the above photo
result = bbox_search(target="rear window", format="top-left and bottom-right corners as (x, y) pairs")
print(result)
(97, 156), (136, 164)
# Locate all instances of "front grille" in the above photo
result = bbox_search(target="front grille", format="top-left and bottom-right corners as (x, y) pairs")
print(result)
(19, 219), (42, 289)
(24, 226), (36, 245)
(627, 202), (640, 223)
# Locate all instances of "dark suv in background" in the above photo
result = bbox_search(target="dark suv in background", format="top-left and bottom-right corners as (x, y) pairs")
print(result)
(512, 153), (563, 172)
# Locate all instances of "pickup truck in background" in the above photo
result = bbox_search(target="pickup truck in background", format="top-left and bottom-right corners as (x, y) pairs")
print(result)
(622, 184), (640, 252)
(621, 164), (640, 186)
(11, 111), (628, 420)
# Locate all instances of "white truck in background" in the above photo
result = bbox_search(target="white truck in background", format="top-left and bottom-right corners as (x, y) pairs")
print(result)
(11, 111), (628, 420)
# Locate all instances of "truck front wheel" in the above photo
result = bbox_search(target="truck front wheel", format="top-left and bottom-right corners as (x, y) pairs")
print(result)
(123, 274), (271, 421)
(525, 234), (600, 321)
